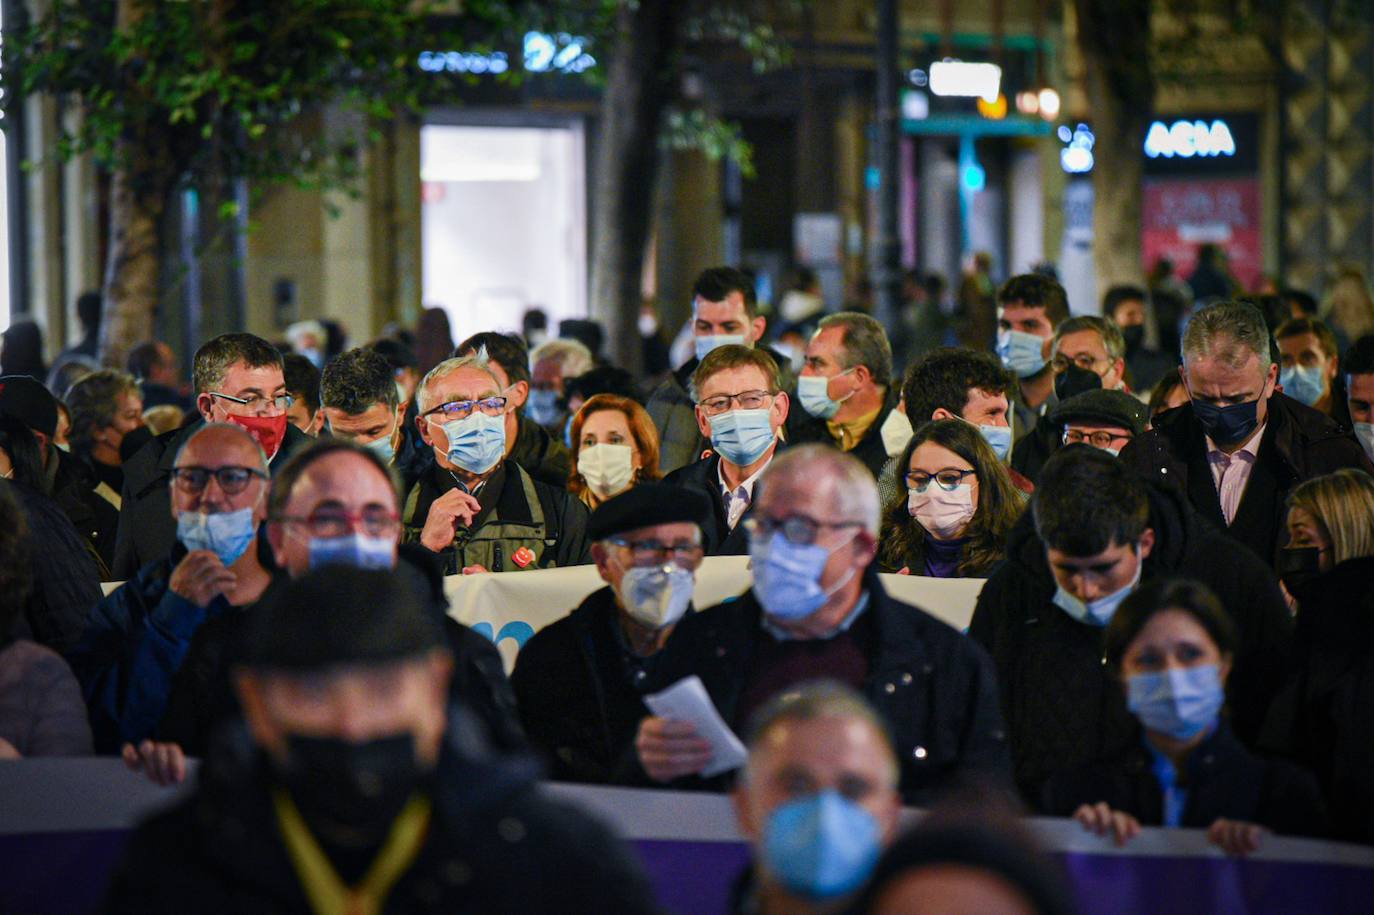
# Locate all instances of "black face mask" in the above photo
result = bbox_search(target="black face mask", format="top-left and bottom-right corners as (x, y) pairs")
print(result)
(1277, 546), (1323, 598)
(1192, 397), (1260, 447)
(276, 732), (428, 850)
(1055, 364), (1103, 402)
(1121, 325), (1146, 355)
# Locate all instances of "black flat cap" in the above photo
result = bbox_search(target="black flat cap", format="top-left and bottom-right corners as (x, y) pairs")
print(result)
(587, 482), (714, 542)
(244, 567), (445, 672)
(0, 376), (58, 438)
(1050, 388), (1149, 437)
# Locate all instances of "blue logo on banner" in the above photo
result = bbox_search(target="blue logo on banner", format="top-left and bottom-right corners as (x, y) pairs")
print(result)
(472, 621), (536, 650)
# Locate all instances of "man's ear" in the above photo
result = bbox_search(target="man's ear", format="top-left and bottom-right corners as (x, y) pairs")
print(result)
(732, 785), (760, 842)
(266, 521), (287, 567)
(694, 405), (712, 441)
(772, 391), (790, 426)
(749, 315), (767, 345)
(931, 407), (957, 422)
(508, 380), (530, 411)
(196, 392), (214, 422)
(1138, 527), (1156, 561)
(591, 542), (614, 584)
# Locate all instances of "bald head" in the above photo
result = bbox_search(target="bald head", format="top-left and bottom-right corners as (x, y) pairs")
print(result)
(758, 444), (880, 536)
(171, 422), (270, 519)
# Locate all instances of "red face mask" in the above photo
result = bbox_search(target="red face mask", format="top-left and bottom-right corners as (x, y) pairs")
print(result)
(225, 413), (287, 460)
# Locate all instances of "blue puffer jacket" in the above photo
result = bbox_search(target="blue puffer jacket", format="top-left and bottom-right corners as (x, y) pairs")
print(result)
(65, 548), (231, 753)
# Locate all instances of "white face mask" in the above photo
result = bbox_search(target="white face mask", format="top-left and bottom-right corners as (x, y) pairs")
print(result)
(907, 484), (976, 540)
(880, 410), (914, 458)
(1355, 422), (1374, 463)
(617, 563), (695, 630)
(578, 443), (636, 499)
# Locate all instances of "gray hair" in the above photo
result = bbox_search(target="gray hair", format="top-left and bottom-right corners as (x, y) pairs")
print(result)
(1182, 300), (1273, 373)
(529, 338), (594, 379)
(816, 312), (894, 388)
(415, 354), (502, 415)
(742, 679), (898, 788)
(759, 443), (880, 536)
(1053, 315), (1125, 363)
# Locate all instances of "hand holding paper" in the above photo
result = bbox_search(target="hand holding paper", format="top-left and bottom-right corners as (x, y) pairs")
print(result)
(642, 676), (748, 779)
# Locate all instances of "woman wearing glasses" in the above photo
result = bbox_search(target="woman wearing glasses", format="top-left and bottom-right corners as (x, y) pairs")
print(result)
(567, 394), (662, 509)
(879, 419), (1026, 578)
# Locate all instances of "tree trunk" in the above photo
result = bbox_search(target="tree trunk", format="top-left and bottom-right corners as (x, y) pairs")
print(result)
(588, 0), (684, 375)
(98, 152), (167, 368)
(1073, 0), (1154, 292)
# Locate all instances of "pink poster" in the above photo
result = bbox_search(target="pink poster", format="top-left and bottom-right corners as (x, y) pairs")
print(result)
(1142, 177), (1262, 291)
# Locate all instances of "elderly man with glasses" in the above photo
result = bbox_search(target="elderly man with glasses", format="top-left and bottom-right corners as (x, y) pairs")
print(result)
(148, 439), (525, 775)
(402, 354), (590, 574)
(512, 482), (713, 784)
(113, 333), (314, 578)
(67, 423), (274, 757)
(635, 444), (1011, 806)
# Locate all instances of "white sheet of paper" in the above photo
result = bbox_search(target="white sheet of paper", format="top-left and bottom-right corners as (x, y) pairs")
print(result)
(644, 675), (748, 778)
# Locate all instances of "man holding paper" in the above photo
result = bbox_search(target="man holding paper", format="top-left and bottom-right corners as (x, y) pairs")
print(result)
(512, 482), (714, 784)
(635, 444), (1011, 805)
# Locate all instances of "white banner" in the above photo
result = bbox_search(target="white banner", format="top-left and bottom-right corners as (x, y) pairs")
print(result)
(442, 557), (986, 671)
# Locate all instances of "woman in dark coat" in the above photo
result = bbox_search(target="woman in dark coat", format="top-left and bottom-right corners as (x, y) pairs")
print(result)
(1043, 578), (1327, 854)
(1261, 469), (1374, 843)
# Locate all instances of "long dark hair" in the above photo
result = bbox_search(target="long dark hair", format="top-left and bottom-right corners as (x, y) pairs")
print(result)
(0, 414), (48, 492)
(880, 419), (1026, 576)
(0, 482), (33, 644)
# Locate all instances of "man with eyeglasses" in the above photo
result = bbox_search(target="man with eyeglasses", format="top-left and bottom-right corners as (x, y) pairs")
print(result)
(663, 345), (789, 555)
(511, 483), (713, 784)
(403, 354), (590, 574)
(635, 444), (1010, 805)
(153, 439), (524, 766)
(67, 423), (273, 756)
(1013, 316), (1130, 484)
(113, 333), (314, 578)
(1048, 389), (1148, 459)
(1119, 300), (1374, 567)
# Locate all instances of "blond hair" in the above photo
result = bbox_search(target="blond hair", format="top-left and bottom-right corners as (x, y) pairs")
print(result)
(1288, 469), (1374, 564)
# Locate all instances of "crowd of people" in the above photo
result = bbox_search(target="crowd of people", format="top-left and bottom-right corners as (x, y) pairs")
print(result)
(4, 259), (1374, 913)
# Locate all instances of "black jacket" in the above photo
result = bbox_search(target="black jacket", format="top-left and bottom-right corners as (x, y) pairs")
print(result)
(103, 718), (659, 915)
(2, 480), (103, 653)
(401, 460), (590, 575)
(968, 481), (1293, 803)
(1009, 416), (1060, 487)
(1118, 393), (1374, 565)
(1259, 556), (1374, 843)
(160, 544), (525, 756)
(111, 420), (314, 579)
(645, 567), (1011, 806)
(47, 447), (114, 577)
(511, 585), (679, 785)
(784, 386), (900, 481)
(1042, 722), (1328, 840)
(662, 453), (766, 556)
(509, 413), (574, 490)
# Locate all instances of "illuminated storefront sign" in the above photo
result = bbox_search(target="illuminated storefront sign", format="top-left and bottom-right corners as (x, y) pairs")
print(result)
(419, 32), (595, 76)
(1144, 119), (1237, 159)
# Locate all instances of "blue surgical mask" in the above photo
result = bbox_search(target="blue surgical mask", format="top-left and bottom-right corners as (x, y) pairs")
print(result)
(525, 389), (561, 427)
(441, 411), (506, 474)
(695, 334), (746, 363)
(308, 533), (396, 571)
(1191, 396), (1260, 447)
(176, 507), (257, 567)
(749, 530), (858, 622)
(1355, 422), (1374, 463)
(1052, 553), (1143, 627)
(708, 408), (775, 467)
(797, 371), (855, 420)
(1279, 364), (1326, 408)
(761, 791), (882, 900)
(360, 423), (398, 465)
(997, 329), (1048, 379)
(1127, 663), (1225, 741)
(966, 418), (1012, 461)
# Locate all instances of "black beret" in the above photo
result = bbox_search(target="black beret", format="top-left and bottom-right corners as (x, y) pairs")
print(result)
(1049, 388), (1149, 437)
(0, 376), (58, 438)
(243, 566), (445, 672)
(586, 482), (714, 542)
